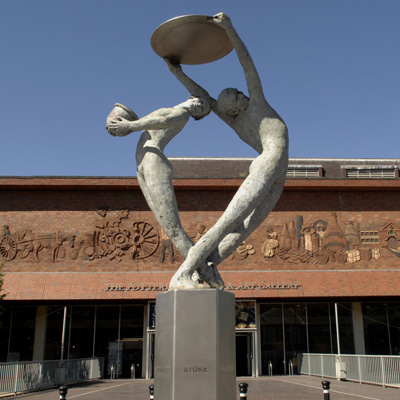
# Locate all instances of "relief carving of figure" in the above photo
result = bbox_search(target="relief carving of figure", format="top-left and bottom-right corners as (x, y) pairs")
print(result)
(261, 228), (279, 258)
(193, 224), (207, 243)
(231, 241), (255, 260)
(159, 227), (175, 263)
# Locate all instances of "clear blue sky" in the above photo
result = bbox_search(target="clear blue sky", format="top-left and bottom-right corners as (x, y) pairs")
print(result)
(1, 0), (399, 176)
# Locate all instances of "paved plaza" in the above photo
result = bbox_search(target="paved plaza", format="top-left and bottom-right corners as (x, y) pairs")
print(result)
(10, 375), (400, 400)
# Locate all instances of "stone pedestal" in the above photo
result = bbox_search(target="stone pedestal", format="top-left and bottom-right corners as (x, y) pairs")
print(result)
(155, 289), (236, 400)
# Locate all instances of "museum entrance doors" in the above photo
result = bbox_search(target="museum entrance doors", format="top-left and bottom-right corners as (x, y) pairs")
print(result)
(259, 302), (355, 376)
(120, 339), (143, 378)
(259, 304), (308, 376)
(236, 332), (256, 377)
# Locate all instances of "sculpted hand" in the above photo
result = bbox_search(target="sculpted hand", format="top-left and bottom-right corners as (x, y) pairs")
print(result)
(207, 12), (232, 30)
(164, 58), (182, 75)
(106, 117), (132, 137)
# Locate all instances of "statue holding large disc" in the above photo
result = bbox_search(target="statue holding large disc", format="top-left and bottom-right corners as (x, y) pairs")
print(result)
(106, 12), (288, 290)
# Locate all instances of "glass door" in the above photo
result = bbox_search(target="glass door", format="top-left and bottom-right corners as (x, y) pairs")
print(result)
(120, 339), (143, 378)
(283, 304), (307, 374)
(260, 304), (284, 375)
(236, 332), (255, 376)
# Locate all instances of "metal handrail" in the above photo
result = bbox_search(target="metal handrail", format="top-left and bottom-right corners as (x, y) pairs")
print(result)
(299, 353), (400, 388)
(0, 357), (104, 396)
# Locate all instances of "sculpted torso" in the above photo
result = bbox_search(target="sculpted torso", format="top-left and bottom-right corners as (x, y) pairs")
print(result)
(136, 108), (190, 157)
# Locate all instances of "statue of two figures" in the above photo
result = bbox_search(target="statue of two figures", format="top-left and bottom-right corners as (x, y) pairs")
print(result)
(106, 12), (289, 290)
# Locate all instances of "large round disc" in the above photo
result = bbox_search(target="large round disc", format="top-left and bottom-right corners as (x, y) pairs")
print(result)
(151, 15), (233, 65)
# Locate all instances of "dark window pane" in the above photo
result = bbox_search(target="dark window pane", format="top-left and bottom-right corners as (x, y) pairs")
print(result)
(94, 306), (120, 376)
(307, 303), (332, 353)
(337, 303), (355, 354)
(68, 306), (95, 359)
(284, 304), (307, 374)
(44, 306), (67, 360)
(387, 302), (400, 355)
(362, 303), (390, 355)
(119, 306), (144, 378)
(260, 304), (284, 375)
(0, 306), (12, 362)
(9, 306), (36, 361)
(120, 306), (144, 340)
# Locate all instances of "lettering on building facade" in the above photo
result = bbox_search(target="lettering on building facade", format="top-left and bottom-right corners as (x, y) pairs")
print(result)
(105, 281), (301, 292)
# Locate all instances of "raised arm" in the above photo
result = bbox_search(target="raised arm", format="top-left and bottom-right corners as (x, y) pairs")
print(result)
(210, 13), (264, 99)
(164, 58), (239, 124)
(165, 59), (217, 108)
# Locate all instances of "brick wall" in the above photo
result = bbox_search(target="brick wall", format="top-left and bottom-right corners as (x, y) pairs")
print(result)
(0, 177), (399, 275)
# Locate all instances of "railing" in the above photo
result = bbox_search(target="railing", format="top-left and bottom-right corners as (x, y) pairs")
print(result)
(0, 357), (104, 396)
(299, 353), (400, 388)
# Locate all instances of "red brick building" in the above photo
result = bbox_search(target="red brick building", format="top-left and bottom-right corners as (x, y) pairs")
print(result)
(1, 158), (399, 377)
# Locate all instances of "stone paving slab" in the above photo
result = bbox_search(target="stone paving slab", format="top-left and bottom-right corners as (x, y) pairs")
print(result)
(8, 375), (400, 400)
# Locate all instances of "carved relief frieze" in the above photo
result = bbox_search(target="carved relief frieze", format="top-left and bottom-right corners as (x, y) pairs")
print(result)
(0, 226), (75, 262)
(1, 210), (399, 266)
(259, 212), (397, 265)
(0, 209), (160, 263)
(74, 210), (160, 262)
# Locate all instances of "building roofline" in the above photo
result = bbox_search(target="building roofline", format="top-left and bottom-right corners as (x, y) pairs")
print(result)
(0, 177), (399, 192)
(168, 156), (400, 162)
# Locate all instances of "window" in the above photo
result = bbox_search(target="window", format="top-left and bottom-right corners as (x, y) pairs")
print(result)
(286, 166), (321, 178)
(345, 167), (397, 178)
(235, 301), (256, 329)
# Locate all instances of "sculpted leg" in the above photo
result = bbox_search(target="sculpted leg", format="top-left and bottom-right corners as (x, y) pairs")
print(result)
(169, 173), (271, 288)
(138, 157), (223, 289)
(209, 178), (285, 265)
(137, 156), (193, 258)
(169, 158), (287, 290)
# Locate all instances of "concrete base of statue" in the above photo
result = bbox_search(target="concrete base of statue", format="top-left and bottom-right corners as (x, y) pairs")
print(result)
(154, 289), (236, 400)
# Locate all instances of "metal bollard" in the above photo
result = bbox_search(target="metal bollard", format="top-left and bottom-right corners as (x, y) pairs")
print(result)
(239, 383), (248, 399)
(321, 381), (330, 400)
(131, 363), (135, 379)
(149, 384), (154, 400)
(110, 363), (114, 379)
(288, 359), (294, 376)
(59, 385), (68, 400)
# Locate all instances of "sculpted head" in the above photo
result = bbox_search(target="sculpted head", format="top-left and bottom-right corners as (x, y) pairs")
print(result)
(216, 88), (249, 117)
(187, 96), (211, 120)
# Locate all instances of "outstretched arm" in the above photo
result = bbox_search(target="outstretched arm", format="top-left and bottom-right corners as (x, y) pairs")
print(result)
(107, 107), (187, 137)
(210, 13), (264, 100)
(165, 59), (217, 108)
